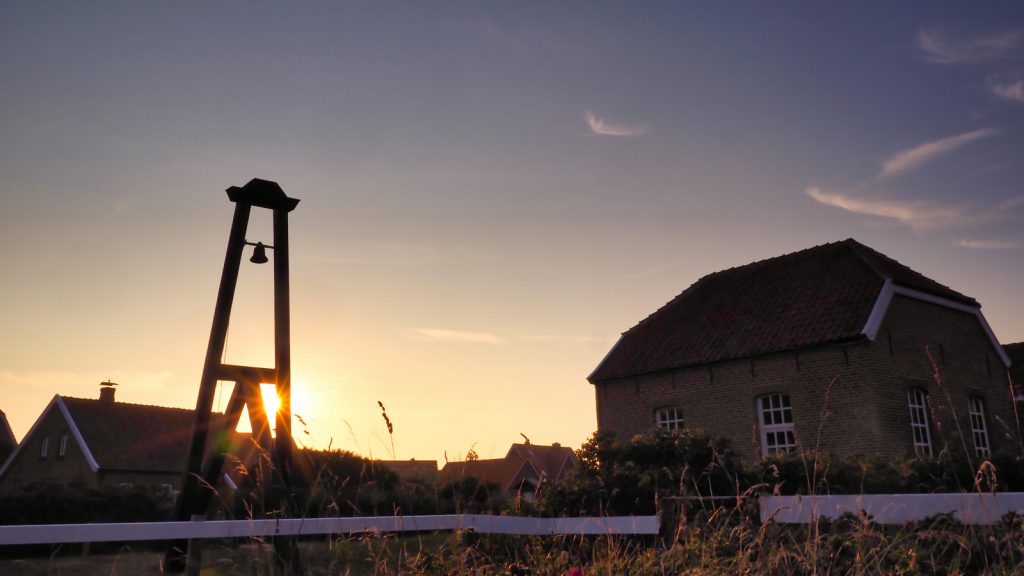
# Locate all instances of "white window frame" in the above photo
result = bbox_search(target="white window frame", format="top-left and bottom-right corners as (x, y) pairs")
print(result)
(968, 397), (991, 458)
(654, 406), (684, 431)
(758, 394), (796, 456)
(39, 436), (49, 459)
(907, 388), (933, 457)
(58, 433), (69, 457)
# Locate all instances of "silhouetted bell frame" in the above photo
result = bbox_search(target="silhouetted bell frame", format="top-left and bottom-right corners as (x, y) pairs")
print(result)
(246, 240), (273, 264)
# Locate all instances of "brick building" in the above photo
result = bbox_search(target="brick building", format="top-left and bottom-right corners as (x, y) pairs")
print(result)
(589, 239), (1018, 462)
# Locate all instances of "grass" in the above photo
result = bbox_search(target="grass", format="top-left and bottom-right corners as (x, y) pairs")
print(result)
(4, 510), (1024, 575)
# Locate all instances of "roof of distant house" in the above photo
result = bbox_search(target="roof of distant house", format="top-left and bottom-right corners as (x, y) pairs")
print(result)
(377, 459), (439, 481)
(440, 456), (539, 493)
(0, 410), (15, 463)
(589, 239), (992, 382)
(505, 443), (576, 480)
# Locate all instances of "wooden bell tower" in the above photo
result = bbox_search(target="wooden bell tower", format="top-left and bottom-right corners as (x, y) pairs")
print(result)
(166, 178), (300, 572)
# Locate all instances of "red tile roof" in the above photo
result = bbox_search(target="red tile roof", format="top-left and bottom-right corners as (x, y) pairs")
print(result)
(589, 239), (977, 382)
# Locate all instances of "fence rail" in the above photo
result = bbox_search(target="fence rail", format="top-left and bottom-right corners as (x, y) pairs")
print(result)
(0, 514), (661, 546)
(760, 493), (1024, 525)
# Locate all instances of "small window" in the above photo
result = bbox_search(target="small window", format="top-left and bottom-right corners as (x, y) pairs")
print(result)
(968, 397), (991, 458)
(39, 436), (49, 459)
(58, 433), (69, 457)
(758, 394), (796, 456)
(907, 388), (933, 457)
(654, 406), (684, 430)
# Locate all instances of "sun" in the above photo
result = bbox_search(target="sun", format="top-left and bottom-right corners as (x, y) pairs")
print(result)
(260, 383), (281, 422)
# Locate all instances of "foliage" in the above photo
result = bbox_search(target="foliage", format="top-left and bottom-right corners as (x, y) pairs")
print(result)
(538, 428), (742, 517)
(0, 482), (172, 525)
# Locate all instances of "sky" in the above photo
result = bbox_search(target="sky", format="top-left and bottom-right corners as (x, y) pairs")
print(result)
(2, 3), (1024, 464)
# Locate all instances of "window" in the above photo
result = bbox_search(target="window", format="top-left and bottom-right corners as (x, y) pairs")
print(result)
(907, 388), (933, 457)
(58, 433), (69, 457)
(968, 397), (991, 458)
(39, 436), (49, 459)
(758, 394), (796, 456)
(654, 406), (684, 430)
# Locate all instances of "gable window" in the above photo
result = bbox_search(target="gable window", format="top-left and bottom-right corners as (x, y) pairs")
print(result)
(907, 388), (933, 457)
(968, 397), (991, 458)
(39, 436), (49, 459)
(654, 406), (684, 430)
(58, 433), (69, 457)
(758, 394), (796, 456)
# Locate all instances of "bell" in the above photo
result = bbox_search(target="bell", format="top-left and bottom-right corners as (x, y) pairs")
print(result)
(250, 242), (269, 264)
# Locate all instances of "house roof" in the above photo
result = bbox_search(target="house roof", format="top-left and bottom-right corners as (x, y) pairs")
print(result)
(377, 460), (439, 481)
(59, 396), (198, 473)
(505, 443), (576, 481)
(440, 456), (539, 493)
(0, 410), (15, 463)
(1005, 342), (1024, 387)
(589, 239), (984, 382)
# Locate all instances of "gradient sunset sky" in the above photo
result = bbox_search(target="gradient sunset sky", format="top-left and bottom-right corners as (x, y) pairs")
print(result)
(2, 3), (1024, 463)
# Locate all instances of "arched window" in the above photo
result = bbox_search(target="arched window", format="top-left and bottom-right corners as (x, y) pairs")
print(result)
(654, 406), (684, 430)
(968, 397), (991, 458)
(907, 388), (933, 457)
(758, 394), (796, 456)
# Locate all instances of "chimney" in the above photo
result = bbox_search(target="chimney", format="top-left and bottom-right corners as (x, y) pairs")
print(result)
(99, 381), (117, 404)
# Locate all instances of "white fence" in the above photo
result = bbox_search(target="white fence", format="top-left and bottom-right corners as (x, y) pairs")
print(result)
(0, 514), (661, 546)
(760, 493), (1024, 525)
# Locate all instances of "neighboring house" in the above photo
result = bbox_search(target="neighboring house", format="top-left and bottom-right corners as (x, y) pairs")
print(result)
(505, 442), (577, 484)
(1005, 342), (1024, 398)
(377, 459), (439, 483)
(0, 410), (15, 465)
(0, 384), (250, 492)
(440, 442), (578, 497)
(589, 239), (1018, 462)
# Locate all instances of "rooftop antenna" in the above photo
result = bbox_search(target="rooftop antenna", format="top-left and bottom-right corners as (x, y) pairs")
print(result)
(166, 178), (300, 573)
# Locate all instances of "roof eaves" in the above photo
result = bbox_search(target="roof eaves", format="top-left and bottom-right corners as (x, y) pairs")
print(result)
(590, 334), (870, 383)
(587, 333), (627, 383)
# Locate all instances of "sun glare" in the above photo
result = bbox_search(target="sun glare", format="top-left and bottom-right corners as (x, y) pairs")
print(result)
(260, 383), (281, 422)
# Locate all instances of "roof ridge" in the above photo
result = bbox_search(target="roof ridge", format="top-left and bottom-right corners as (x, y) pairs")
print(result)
(623, 240), (851, 337)
(60, 396), (197, 412)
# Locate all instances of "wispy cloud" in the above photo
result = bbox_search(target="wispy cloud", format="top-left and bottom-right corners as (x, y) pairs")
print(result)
(405, 328), (505, 344)
(989, 77), (1024, 104)
(879, 128), (997, 178)
(521, 333), (610, 344)
(805, 187), (968, 231)
(584, 111), (649, 137)
(955, 238), (1024, 250)
(917, 29), (1024, 64)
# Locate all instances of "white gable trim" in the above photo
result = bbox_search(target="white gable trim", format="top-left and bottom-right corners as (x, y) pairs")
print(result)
(0, 395), (101, 481)
(55, 396), (100, 471)
(861, 279), (894, 342)
(860, 283), (1010, 367)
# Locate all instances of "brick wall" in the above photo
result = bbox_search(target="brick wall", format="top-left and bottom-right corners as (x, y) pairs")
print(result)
(594, 295), (1018, 462)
